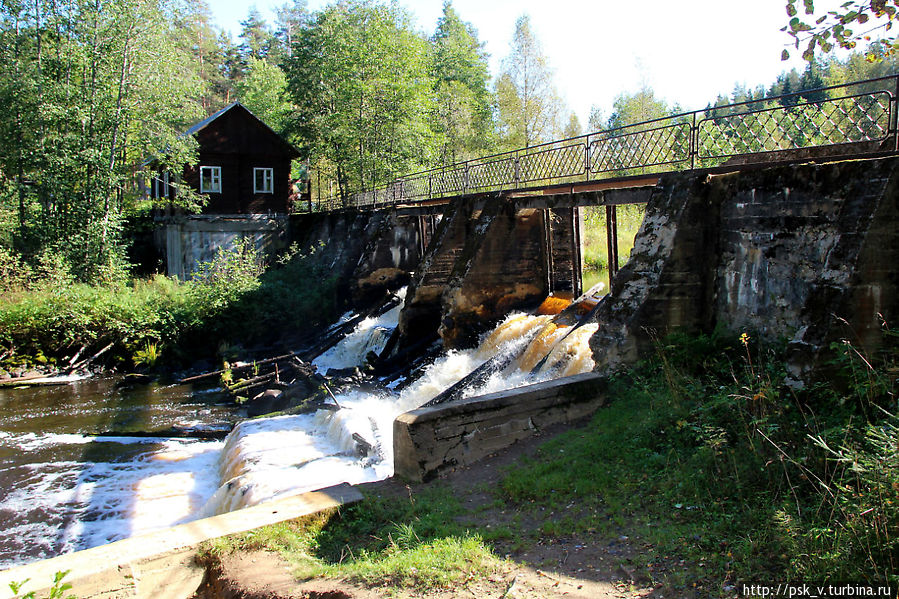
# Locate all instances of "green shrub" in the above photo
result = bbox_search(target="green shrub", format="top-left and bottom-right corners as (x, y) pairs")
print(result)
(498, 326), (898, 585)
(0, 242), (337, 369)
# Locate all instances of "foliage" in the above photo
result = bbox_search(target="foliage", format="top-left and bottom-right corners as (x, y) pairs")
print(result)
(430, 2), (495, 164)
(170, 0), (233, 113)
(8, 570), (75, 599)
(0, 0), (205, 282)
(234, 58), (292, 134)
(0, 242), (337, 369)
(286, 0), (436, 202)
(238, 7), (276, 63)
(272, 0), (309, 64)
(494, 15), (563, 149)
(581, 204), (645, 292)
(500, 327), (898, 585)
(604, 87), (674, 130)
(783, 0), (899, 61)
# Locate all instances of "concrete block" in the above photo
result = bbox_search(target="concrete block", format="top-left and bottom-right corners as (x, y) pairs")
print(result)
(394, 374), (607, 481)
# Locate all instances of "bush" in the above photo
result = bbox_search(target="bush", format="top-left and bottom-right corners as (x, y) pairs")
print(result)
(0, 242), (337, 370)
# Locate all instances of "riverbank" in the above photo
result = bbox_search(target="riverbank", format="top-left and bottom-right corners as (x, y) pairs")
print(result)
(0, 243), (338, 376)
(196, 329), (897, 597)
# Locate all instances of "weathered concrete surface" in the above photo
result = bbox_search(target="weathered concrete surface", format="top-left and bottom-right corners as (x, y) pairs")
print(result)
(588, 157), (899, 382)
(394, 373), (608, 482)
(392, 197), (480, 351)
(289, 208), (422, 309)
(0, 483), (361, 599)
(157, 214), (289, 279)
(393, 195), (582, 352)
(438, 201), (548, 348)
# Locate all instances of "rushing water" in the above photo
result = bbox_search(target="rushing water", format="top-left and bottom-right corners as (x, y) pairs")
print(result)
(0, 292), (598, 569)
(0, 378), (235, 569)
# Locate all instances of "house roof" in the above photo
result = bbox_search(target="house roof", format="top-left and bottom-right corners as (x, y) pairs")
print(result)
(185, 101), (302, 158)
(143, 101), (300, 166)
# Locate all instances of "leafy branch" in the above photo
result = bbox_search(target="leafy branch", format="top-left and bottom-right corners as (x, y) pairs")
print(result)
(783, 0), (899, 61)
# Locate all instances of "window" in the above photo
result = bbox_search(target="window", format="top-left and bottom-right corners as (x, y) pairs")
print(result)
(254, 167), (273, 194)
(200, 166), (221, 193)
(154, 172), (169, 199)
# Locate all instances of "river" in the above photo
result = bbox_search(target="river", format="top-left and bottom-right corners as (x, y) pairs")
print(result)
(0, 293), (599, 570)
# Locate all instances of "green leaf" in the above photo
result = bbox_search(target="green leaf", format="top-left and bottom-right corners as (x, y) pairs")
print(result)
(857, 12), (869, 23)
(804, 0), (815, 14)
(787, 3), (798, 17)
(782, 49), (791, 60)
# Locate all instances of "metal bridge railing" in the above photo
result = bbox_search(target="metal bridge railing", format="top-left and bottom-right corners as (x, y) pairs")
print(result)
(308, 75), (899, 212)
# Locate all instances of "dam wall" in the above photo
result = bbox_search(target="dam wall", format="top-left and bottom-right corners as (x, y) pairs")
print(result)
(588, 156), (899, 382)
(289, 208), (426, 309)
(393, 373), (608, 482)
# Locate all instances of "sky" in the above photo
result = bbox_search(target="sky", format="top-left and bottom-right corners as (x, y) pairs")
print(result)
(208, 0), (848, 124)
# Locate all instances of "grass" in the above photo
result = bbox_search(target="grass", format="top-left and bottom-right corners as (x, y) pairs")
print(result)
(201, 327), (898, 595)
(500, 327), (898, 586)
(201, 486), (504, 592)
(581, 204), (645, 292)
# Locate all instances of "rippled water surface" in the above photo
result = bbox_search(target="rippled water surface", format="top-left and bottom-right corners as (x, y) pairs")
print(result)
(0, 378), (234, 568)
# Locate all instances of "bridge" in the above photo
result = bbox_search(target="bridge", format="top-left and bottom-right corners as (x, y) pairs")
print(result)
(290, 74), (899, 353)
(307, 75), (899, 208)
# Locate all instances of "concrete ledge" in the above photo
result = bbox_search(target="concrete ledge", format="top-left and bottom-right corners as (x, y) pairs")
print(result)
(0, 483), (362, 599)
(394, 373), (608, 482)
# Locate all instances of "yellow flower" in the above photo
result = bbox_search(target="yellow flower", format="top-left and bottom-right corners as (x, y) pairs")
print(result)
(740, 332), (750, 346)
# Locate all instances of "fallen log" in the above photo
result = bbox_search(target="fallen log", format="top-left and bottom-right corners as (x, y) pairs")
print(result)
(178, 350), (305, 384)
(67, 342), (114, 373)
(421, 329), (538, 408)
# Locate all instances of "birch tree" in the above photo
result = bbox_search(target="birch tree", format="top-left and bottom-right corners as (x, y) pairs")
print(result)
(0, 0), (203, 281)
(495, 15), (562, 149)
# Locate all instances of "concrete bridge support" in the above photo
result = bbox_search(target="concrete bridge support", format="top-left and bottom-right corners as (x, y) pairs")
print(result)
(587, 156), (899, 382)
(391, 195), (591, 353)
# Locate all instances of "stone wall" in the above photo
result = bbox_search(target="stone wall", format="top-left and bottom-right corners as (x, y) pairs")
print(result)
(588, 156), (899, 382)
(289, 208), (423, 309)
(393, 373), (608, 481)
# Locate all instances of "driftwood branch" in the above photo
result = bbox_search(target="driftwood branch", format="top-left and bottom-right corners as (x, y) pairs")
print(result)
(179, 350), (305, 384)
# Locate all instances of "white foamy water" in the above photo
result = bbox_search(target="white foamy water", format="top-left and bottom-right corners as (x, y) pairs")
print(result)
(0, 431), (223, 568)
(312, 289), (407, 374)
(201, 309), (598, 516)
(0, 294), (598, 568)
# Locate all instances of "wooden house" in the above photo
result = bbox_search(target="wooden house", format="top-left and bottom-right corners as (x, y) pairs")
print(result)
(150, 101), (301, 214)
(149, 103), (302, 278)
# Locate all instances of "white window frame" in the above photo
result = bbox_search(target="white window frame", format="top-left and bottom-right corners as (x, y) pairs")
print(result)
(154, 171), (169, 199)
(200, 165), (222, 193)
(253, 167), (274, 194)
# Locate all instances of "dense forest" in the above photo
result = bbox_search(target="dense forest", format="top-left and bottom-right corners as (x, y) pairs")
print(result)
(1, 0), (899, 285)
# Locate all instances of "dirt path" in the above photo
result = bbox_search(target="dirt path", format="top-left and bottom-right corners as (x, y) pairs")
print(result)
(199, 422), (677, 599)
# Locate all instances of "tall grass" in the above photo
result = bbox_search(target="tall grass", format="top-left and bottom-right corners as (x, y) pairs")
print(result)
(501, 326), (898, 586)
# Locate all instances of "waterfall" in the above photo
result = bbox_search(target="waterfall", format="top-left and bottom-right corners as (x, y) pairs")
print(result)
(199, 291), (598, 517)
